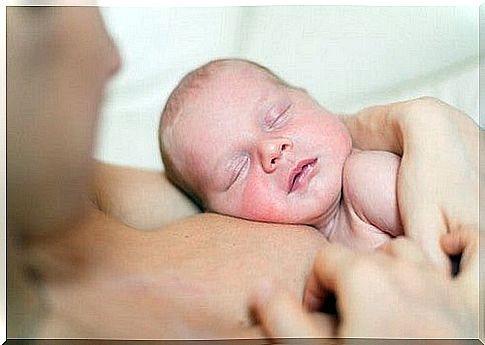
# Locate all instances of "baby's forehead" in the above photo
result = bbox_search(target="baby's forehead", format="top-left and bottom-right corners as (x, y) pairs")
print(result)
(171, 62), (283, 140)
(192, 66), (277, 106)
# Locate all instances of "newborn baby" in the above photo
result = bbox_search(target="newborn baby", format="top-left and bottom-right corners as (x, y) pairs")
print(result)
(160, 58), (403, 251)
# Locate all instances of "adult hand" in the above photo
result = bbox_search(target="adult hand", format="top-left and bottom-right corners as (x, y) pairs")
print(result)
(440, 226), (480, 320)
(252, 233), (478, 340)
(341, 97), (479, 271)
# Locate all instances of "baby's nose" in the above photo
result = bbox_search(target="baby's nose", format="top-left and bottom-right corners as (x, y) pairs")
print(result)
(258, 137), (292, 173)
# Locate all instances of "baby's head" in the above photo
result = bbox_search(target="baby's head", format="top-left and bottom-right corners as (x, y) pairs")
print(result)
(160, 59), (352, 227)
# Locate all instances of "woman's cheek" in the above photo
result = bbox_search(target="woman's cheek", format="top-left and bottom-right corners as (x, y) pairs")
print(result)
(239, 179), (286, 222)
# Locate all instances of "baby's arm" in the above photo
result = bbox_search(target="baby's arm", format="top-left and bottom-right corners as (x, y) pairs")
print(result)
(342, 150), (403, 237)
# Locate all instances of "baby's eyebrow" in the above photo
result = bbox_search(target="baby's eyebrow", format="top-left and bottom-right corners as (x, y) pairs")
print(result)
(253, 91), (271, 114)
(256, 97), (280, 129)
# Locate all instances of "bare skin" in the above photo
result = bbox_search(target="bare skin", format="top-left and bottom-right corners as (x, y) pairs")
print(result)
(7, 7), (120, 336)
(253, 229), (479, 339)
(8, 7), (479, 340)
(28, 197), (326, 339)
(252, 97), (481, 339)
(163, 61), (403, 251)
(327, 149), (402, 250)
(342, 97), (479, 270)
(91, 162), (199, 229)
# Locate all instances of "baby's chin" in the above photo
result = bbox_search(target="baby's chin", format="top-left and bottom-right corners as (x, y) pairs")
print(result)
(232, 202), (315, 225)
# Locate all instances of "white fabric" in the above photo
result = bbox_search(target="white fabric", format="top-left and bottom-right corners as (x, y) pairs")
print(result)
(96, 6), (479, 170)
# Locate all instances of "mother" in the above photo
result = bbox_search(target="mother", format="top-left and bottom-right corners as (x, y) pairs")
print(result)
(7, 7), (480, 339)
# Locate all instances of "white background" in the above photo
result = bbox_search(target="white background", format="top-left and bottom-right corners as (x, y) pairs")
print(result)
(97, 6), (479, 170)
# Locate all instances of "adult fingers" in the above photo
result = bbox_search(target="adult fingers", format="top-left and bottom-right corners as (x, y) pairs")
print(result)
(440, 226), (479, 280)
(251, 282), (333, 339)
(397, 179), (450, 271)
(440, 226), (479, 315)
(302, 243), (365, 322)
(440, 225), (477, 254)
(378, 237), (429, 266)
(397, 151), (450, 261)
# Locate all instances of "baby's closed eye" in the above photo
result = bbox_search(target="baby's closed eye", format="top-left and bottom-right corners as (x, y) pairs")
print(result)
(263, 103), (292, 130)
(227, 154), (250, 190)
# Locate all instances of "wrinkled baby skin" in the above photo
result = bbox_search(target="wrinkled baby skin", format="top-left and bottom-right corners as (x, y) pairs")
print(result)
(168, 61), (403, 251)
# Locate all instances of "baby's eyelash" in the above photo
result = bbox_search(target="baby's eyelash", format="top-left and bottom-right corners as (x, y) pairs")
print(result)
(265, 103), (292, 130)
(227, 155), (249, 189)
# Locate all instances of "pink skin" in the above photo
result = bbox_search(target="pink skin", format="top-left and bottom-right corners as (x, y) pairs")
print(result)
(170, 62), (352, 229)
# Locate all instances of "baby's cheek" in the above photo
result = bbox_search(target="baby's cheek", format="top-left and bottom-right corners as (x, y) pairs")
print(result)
(323, 119), (352, 156)
(239, 180), (286, 222)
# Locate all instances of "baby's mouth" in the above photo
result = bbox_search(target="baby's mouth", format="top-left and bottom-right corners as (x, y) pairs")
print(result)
(288, 158), (318, 193)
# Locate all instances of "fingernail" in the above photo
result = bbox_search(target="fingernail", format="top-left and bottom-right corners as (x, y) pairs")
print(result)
(303, 291), (321, 312)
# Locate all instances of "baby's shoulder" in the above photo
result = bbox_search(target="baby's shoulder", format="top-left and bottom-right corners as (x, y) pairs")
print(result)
(342, 149), (402, 235)
(343, 149), (401, 183)
(343, 149), (401, 201)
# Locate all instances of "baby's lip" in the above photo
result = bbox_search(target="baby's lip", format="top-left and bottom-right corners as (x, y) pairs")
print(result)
(287, 158), (318, 193)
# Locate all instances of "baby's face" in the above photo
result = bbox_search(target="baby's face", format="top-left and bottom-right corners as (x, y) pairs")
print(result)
(171, 65), (351, 226)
